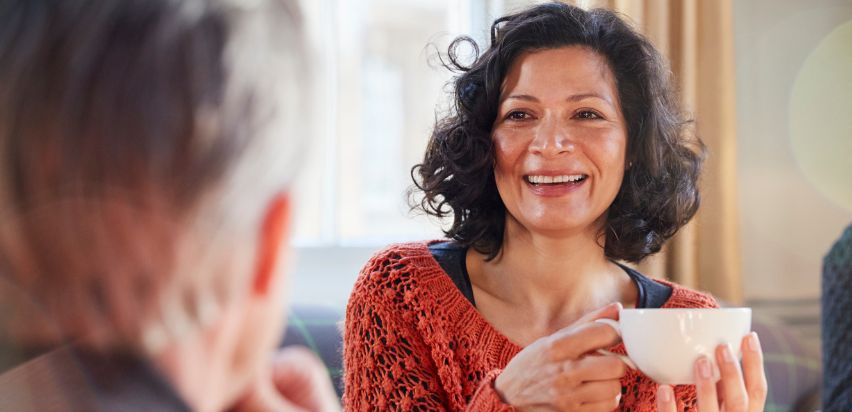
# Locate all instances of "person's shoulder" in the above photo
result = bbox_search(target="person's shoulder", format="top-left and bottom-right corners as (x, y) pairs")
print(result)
(357, 241), (437, 276)
(346, 240), (454, 330)
(350, 241), (443, 303)
(655, 279), (720, 309)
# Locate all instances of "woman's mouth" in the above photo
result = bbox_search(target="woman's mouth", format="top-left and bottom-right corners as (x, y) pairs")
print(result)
(524, 174), (588, 185)
(523, 174), (588, 197)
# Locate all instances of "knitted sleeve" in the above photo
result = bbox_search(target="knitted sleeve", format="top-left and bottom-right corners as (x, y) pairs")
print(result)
(342, 249), (513, 411)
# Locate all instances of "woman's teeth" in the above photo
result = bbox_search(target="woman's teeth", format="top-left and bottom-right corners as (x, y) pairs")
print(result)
(526, 174), (587, 184)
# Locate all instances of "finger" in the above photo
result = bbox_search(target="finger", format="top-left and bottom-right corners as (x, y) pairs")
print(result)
(715, 343), (749, 412)
(230, 373), (308, 412)
(548, 378), (621, 411)
(272, 346), (340, 412)
(570, 379), (622, 404)
(272, 346), (326, 389)
(577, 393), (622, 412)
(694, 356), (721, 412)
(547, 322), (622, 360)
(741, 333), (768, 412)
(565, 355), (628, 382)
(573, 302), (623, 325)
(656, 385), (677, 412)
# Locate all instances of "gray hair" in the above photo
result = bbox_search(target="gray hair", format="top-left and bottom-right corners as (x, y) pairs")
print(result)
(0, 0), (308, 353)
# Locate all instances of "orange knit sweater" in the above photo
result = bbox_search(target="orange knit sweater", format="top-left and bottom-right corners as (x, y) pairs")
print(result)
(343, 242), (719, 411)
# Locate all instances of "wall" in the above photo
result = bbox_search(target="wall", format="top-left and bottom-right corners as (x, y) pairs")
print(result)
(733, 0), (852, 302)
(734, 0), (852, 349)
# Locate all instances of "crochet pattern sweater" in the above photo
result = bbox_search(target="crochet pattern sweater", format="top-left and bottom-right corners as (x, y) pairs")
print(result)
(343, 242), (719, 411)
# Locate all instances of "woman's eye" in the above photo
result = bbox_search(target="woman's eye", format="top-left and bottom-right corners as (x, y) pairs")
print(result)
(506, 111), (530, 121)
(576, 110), (602, 120)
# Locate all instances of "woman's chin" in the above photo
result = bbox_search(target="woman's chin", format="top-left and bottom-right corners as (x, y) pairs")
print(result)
(513, 217), (601, 239)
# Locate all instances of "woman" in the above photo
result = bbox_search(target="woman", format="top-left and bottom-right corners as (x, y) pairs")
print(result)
(0, 0), (337, 411)
(344, 3), (766, 411)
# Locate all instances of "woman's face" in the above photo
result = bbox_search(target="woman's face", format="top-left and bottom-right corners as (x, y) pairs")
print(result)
(492, 46), (627, 238)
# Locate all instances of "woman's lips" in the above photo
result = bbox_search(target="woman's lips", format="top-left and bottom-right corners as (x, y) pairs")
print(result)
(524, 174), (588, 197)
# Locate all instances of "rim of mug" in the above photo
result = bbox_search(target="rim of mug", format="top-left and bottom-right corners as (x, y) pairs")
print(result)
(619, 307), (752, 313)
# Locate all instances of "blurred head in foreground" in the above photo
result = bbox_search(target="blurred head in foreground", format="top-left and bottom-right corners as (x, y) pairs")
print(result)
(0, 0), (307, 409)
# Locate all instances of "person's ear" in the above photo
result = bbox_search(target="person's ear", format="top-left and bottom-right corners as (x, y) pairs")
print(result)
(252, 193), (292, 296)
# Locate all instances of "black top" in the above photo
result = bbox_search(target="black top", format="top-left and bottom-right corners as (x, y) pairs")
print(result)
(429, 241), (673, 309)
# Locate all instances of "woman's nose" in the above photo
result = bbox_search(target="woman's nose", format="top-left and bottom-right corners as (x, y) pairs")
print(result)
(529, 117), (575, 156)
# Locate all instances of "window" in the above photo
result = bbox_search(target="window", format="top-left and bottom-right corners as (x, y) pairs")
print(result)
(289, 0), (542, 306)
(295, 0), (493, 246)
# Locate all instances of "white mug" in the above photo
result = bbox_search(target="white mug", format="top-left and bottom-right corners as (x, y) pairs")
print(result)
(595, 308), (752, 385)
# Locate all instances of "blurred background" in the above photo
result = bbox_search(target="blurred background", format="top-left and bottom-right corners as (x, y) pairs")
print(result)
(288, 0), (850, 367)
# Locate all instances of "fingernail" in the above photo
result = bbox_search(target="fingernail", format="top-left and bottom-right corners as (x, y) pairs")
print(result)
(658, 385), (673, 403)
(698, 357), (712, 379)
(616, 393), (622, 404)
(747, 332), (761, 352)
(722, 344), (736, 364)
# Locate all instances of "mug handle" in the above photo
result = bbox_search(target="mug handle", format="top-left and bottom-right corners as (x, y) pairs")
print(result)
(594, 319), (638, 370)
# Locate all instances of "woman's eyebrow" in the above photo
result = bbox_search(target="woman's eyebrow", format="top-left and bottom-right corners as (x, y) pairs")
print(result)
(503, 93), (614, 106)
(567, 92), (615, 107)
(504, 94), (538, 102)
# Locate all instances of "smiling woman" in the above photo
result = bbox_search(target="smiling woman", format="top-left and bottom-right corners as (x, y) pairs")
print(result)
(411, 10), (704, 264)
(491, 47), (628, 242)
(343, 3), (767, 412)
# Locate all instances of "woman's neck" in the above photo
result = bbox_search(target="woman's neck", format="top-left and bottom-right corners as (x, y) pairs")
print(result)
(468, 217), (635, 326)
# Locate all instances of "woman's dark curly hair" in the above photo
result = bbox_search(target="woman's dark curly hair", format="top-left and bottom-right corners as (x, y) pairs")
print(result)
(411, 2), (705, 262)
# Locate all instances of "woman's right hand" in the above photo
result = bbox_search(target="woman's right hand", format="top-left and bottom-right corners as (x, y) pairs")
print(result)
(494, 302), (627, 411)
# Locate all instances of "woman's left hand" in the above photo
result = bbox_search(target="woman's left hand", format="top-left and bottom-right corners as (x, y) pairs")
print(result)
(656, 332), (767, 412)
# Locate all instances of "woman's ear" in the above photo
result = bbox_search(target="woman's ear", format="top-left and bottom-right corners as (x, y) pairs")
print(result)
(252, 193), (292, 296)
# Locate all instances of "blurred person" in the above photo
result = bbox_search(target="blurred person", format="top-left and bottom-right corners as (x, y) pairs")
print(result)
(343, 3), (766, 411)
(0, 0), (337, 411)
(822, 223), (852, 411)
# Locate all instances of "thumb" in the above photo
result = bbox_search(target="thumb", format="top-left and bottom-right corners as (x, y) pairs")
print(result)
(544, 302), (624, 360)
(271, 346), (340, 412)
(572, 301), (622, 326)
